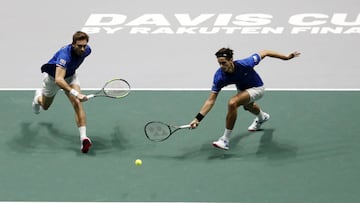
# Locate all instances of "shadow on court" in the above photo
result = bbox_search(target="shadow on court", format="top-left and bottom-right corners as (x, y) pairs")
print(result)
(255, 128), (298, 160)
(145, 128), (299, 162)
(7, 121), (129, 156)
(208, 129), (298, 161)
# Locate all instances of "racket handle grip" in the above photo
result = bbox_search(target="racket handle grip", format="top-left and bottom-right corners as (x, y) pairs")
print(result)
(180, 124), (191, 129)
(87, 94), (95, 99)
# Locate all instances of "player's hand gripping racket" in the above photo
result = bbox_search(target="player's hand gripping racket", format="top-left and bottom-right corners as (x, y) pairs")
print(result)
(87, 78), (130, 99)
(144, 121), (191, 142)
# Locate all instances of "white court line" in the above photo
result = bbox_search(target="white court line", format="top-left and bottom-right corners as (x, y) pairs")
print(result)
(0, 202), (246, 203)
(0, 201), (210, 203)
(0, 88), (359, 91)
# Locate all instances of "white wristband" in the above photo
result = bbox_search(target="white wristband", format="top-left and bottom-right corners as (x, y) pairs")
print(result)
(70, 89), (79, 97)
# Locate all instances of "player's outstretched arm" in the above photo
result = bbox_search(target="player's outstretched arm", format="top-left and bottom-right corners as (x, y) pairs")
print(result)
(259, 50), (300, 60)
(190, 92), (218, 129)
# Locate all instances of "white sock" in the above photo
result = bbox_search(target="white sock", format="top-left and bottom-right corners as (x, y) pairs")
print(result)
(79, 126), (87, 140)
(34, 97), (39, 105)
(34, 90), (42, 105)
(222, 129), (232, 141)
(257, 110), (265, 121)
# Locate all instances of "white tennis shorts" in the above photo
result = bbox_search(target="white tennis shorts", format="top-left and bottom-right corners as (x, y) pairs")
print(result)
(238, 86), (265, 103)
(42, 73), (80, 97)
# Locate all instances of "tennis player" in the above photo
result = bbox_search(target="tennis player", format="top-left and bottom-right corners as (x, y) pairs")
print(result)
(189, 48), (300, 150)
(32, 31), (92, 153)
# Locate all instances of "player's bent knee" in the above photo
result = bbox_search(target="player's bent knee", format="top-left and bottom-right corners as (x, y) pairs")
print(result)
(228, 99), (239, 109)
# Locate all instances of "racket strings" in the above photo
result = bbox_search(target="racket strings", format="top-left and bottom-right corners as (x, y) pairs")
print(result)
(104, 80), (130, 98)
(145, 123), (171, 141)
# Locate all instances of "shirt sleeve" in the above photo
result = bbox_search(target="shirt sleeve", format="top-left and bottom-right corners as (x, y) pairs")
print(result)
(211, 69), (224, 93)
(56, 50), (71, 69)
(238, 53), (261, 68)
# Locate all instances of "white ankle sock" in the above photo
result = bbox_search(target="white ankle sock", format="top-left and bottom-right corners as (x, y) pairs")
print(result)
(257, 110), (265, 121)
(79, 126), (87, 140)
(222, 129), (232, 140)
(34, 91), (41, 105)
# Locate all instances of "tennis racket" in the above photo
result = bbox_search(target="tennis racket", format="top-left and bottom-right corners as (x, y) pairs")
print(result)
(87, 78), (130, 99)
(144, 121), (191, 142)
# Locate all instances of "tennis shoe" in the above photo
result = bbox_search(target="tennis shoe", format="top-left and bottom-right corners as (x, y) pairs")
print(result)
(212, 137), (229, 150)
(81, 137), (92, 153)
(248, 112), (270, 131)
(32, 89), (42, 114)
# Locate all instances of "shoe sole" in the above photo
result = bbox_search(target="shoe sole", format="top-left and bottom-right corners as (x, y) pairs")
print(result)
(212, 143), (229, 150)
(81, 139), (92, 153)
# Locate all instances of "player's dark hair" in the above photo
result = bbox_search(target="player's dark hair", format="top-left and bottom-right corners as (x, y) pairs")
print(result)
(215, 48), (233, 60)
(72, 31), (89, 44)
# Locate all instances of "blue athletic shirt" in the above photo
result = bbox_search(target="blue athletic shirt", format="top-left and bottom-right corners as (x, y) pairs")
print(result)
(211, 53), (263, 92)
(41, 44), (91, 78)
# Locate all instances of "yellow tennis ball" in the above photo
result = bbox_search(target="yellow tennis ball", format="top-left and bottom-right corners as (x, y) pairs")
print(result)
(135, 159), (142, 166)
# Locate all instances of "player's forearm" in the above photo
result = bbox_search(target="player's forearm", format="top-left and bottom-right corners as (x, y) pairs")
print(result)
(259, 50), (289, 60)
(54, 77), (72, 92)
(199, 100), (215, 116)
(198, 93), (218, 118)
(54, 66), (73, 92)
(193, 102), (213, 123)
(259, 50), (300, 60)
